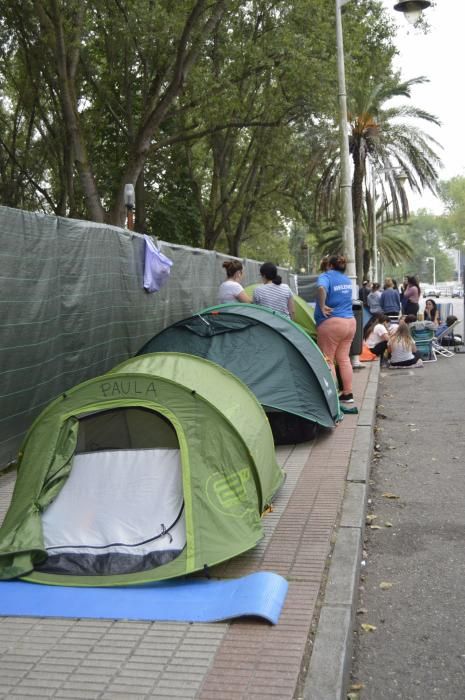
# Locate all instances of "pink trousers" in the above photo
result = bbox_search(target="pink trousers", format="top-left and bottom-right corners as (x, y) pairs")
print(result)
(317, 317), (356, 394)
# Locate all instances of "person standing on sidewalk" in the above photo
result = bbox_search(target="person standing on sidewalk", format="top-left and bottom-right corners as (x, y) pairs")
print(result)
(367, 282), (383, 315)
(380, 277), (401, 322)
(359, 279), (370, 309)
(218, 260), (251, 304)
(253, 262), (295, 320)
(401, 275), (421, 317)
(315, 254), (356, 403)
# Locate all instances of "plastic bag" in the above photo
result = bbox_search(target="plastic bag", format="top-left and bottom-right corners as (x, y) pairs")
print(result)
(143, 235), (173, 293)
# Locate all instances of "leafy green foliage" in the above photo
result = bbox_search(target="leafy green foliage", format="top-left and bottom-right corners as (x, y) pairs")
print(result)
(439, 176), (465, 248)
(382, 213), (454, 283)
(1, 0), (429, 266)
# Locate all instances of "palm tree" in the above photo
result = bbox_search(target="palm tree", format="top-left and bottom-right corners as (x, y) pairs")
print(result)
(313, 214), (414, 280)
(316, 75), (442, 283)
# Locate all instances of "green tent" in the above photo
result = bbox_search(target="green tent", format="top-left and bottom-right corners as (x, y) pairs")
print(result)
(138, 304), (340, 444)
(244, 285), (316, 338)
(0, 353), (283, 586)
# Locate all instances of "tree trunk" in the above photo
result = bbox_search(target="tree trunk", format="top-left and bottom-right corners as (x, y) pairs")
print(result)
(352, 159), (365, 285)
(109, 0), (227, 228)
(134, 171), (146, 233)
(44, 1), (106, 222)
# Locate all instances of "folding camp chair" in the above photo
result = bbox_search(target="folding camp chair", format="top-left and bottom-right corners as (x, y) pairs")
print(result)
(433, 320), (461, 358)
(410, 327), (437, 362)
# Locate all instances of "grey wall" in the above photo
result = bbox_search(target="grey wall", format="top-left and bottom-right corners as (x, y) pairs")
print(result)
(0, 206), (293, 465)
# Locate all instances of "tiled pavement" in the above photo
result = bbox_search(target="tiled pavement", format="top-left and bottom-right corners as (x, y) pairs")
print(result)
(0, 362), (377, 699)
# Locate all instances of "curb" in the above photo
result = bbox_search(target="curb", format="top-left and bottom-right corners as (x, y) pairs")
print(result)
(303, 361), (379, 700)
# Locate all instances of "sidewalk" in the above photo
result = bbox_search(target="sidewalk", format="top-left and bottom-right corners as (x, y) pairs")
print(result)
(0, 362), (378, 700)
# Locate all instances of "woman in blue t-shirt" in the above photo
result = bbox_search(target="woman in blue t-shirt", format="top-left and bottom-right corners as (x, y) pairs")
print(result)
(315, 255), (356, 403)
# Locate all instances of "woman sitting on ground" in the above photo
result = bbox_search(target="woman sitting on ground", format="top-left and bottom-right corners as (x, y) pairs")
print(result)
(423, 298), (439, 325)
(218, 260), (251, 304)
(252, 261), (295, 319)
(388, 320), (422, 367)
(380, 277), (401, 322)
(363, 313), (391, 357)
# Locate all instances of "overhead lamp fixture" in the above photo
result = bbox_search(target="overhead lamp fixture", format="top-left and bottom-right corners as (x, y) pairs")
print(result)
(394, 0), (431, 25)
(124, 183), (135, 210)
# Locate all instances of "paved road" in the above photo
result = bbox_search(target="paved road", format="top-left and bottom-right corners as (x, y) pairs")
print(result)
(350, 350), (465, 699)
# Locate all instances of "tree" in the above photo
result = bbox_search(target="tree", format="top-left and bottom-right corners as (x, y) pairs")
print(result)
(382, 213), (454, 283)
(312, 217), (415, 281)
(316, 74), (442, 282)
(0, 0), (229, 224)
(439, 176), (465, 248)
(0, 0), (403, 261)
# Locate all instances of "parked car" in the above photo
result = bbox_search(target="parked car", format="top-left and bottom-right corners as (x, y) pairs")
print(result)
(422, 286), (441, 298)
(452, 287), (464, 298)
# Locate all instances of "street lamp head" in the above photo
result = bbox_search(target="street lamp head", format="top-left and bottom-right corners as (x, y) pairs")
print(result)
(394, 1), (431, 25)
(124, 183), (135, 209)
(395, 170), (408, 187)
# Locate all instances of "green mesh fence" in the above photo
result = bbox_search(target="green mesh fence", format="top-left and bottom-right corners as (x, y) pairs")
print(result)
(0, 205), (294, 466)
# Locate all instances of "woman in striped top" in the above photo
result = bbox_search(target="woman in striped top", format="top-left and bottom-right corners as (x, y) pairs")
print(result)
(252, 262), (295, 320)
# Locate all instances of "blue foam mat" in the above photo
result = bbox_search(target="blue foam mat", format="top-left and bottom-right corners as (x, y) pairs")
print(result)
(0, 572), (288, 625)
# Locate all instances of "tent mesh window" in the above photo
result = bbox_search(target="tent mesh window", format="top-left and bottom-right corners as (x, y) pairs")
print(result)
(37, 408), (186, 576)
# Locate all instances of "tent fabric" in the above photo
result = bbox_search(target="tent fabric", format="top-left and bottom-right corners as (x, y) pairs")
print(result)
(0, 354), (283, 586)
(0, 204), (295, 468)
(137, 304), (340, 430)
(40, 449), (186, 576)
(111, 353), (282, 507)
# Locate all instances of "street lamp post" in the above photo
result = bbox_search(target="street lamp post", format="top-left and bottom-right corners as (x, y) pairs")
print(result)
(426, 256), (436, 287)
(371, 175), (377, 283)
(371, 167), (408, 283)
(335, 0), (430, 291)
(335, 0), (357, 296)
(371, 165), (408, 281)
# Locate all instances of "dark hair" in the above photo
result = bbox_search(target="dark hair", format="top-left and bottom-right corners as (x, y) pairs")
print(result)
(260, 262), (282, 285)
(371, 282), (380, 292)
(222, 260), (243, 278)
(446, 315), (458, 327)
(363, 312), (389, 340)
(319, 256), (329, 272)
(403, 314), (418, 324)
(406, 276), (421, 295)
(424, 298), (437, 322)
(328, 254), (347, 272)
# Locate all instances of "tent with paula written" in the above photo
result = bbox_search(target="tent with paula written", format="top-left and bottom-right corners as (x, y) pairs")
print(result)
(0, 353), (283, 586)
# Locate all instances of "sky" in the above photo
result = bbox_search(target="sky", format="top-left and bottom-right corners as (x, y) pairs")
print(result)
(380, 0), (463, 214)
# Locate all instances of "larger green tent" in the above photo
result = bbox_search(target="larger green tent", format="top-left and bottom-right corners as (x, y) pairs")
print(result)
(137, 304), (340, 444)
(0, 353), (283, 586)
